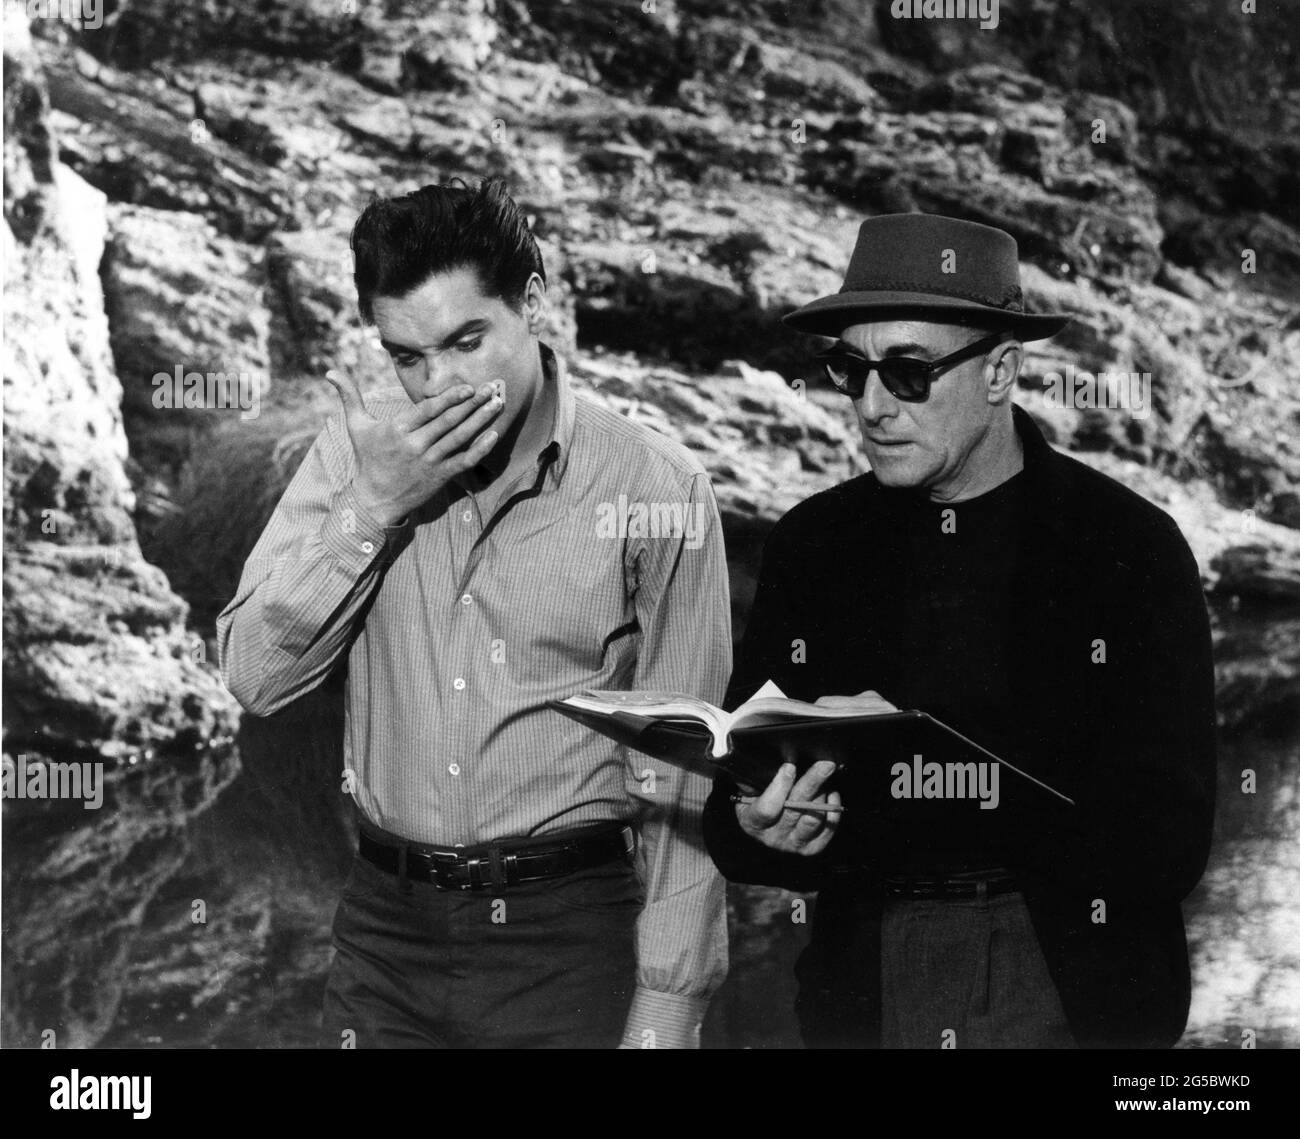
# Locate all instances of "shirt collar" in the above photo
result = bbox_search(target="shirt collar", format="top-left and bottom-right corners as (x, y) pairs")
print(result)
(537, 340), (575, 487)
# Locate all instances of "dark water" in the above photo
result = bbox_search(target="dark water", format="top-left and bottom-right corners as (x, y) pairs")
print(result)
(102, 613), (1300, 1049)
(1181, 729), (1299, 1048)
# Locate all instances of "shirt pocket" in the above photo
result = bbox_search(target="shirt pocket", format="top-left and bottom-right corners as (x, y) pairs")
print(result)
(497, 517), (636, 676)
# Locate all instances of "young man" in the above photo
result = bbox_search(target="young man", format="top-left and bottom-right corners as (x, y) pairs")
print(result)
(218, 178), (729, 1048)
(704, 213), (1217, 1048)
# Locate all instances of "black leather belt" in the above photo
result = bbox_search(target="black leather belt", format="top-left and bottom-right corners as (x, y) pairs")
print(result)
(882, 869), (1018, 900)
(359, 822), (635, 891)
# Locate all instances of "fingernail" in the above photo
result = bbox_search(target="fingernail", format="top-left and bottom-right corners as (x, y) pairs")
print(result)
(780, 763), (796, 778)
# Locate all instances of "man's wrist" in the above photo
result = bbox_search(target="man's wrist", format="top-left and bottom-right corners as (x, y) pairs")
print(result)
(319, 482), (402, 570)
(619, 988), (708, 1049)
(351, 479), (403, 529)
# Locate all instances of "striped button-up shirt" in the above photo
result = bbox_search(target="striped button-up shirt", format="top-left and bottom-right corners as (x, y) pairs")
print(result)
(217, 342), (730, 1046)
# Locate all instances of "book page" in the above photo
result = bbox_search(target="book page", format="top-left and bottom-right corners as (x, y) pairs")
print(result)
(733, 687), (901, 730)
(747, 679), (788, 701)
(567, 690), (717, 714)
(561, 690), (729, 757)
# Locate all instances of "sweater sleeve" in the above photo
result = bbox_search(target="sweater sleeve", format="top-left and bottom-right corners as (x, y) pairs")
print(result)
(1014, 515), (1217, 901)
(703, 512), (835, 893)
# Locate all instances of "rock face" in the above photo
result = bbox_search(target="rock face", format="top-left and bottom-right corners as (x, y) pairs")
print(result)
(3, 68), (131, 545)
(878, 0), (1300, 282)
(102, 204), (272, 479)
(2, 7), (240, 1048)
(4, 0), (1298, 1047)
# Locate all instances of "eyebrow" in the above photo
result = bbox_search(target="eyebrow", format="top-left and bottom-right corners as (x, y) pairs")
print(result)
(838, 340), (935, 359)
(380, 318), (490, 355)
(881, 341), (930, 358)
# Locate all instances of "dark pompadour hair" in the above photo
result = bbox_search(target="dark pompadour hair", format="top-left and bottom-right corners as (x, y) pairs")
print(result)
(350, 177), (545, 325)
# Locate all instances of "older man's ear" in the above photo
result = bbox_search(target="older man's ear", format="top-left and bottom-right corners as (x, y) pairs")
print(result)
(986, 338), (1024, 404)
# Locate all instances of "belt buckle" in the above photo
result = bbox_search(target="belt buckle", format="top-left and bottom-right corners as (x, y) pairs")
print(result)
(910, 878), (940, 899)
(410, 850), (451, 891)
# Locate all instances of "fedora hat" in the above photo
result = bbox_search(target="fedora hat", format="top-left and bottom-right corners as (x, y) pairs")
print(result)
(783, 213), (1070, 341)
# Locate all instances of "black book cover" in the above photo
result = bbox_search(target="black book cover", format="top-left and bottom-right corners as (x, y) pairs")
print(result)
(548, 701), (1072, 812)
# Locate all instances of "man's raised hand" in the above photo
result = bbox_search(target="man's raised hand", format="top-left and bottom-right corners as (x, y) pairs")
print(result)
(325, 369), (503, 527)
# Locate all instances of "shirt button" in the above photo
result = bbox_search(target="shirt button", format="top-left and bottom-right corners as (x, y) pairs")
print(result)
(453, 678), (466, 690)
(461, 593), (473, 605)
(462, 510), (472, 523)
(360, 541), (375, 554)
(448, 763), (460, 776)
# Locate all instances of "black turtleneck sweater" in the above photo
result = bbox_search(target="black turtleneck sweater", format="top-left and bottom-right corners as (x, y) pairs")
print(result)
(886, 468), (1028, 873)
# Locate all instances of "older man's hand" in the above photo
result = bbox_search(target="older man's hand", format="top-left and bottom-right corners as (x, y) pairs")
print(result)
(812, 689), (898, 714)
(733, 690), (898, 854)
(735, 760), (843, 856)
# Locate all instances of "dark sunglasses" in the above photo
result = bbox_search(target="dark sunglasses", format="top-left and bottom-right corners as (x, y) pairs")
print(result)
(814, 332), (1012, 402)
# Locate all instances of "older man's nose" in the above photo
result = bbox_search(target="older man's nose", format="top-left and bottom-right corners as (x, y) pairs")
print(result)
(860, 368), (898, 421)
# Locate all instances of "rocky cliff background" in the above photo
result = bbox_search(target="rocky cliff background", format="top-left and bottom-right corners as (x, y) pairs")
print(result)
(3, 0), (1298, 1048)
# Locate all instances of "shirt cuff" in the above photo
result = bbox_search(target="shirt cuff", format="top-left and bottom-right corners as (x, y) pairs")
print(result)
(319, 482), (400, 570)
(619, 988), (708, 1049)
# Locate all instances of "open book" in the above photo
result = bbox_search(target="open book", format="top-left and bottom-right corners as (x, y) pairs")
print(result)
(556, 680), (900, 759)
(550, 680), (1073, 808)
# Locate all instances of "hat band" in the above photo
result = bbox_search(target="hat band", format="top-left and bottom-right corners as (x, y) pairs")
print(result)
(839, 279), (1025, 312)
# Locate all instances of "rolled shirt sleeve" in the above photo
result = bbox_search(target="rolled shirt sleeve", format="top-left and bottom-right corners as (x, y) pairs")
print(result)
(620, 471), (732, 1048)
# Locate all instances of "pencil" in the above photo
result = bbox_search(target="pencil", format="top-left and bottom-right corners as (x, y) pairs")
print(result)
(731, 794), (846, 816)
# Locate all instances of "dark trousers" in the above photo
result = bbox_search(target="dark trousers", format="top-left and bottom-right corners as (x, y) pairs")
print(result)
(879, 890), (1074, 1048)
(321, 842), (641, 1048)
(797, 884), (1075, 1048)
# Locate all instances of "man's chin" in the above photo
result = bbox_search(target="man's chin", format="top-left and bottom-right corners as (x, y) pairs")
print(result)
(866, 452), (929, 488)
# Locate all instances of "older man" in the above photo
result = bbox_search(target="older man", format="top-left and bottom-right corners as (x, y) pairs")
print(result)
(704, 213), (1217, 1049)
